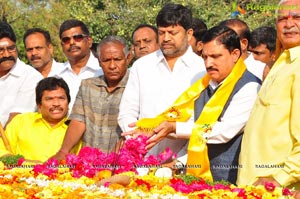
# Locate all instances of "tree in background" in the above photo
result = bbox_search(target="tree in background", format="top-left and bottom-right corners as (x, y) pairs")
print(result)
(1, 0), (277, 63)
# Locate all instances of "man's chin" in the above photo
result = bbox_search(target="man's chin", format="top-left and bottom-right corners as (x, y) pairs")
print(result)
(0, 61), (16, 70)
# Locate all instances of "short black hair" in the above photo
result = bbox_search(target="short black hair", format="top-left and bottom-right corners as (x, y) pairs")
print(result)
(202, 25), (241, 54)
(36, 77), (71, 105)
(156, 3), (193, 30)
(131, 24), (158, 42)
(249, 26), (276, 52)
(23, 28), (52, 46)
(0, 22), (16, 42)
(192, 18), (207, 42)
(59, 19), (90, 38)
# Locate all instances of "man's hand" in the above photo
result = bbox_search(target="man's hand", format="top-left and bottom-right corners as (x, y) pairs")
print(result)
(121, 122), (157, 138)
(121, 121), (176, 151)
(121, 122), (146, 137)
(252, 177), (281, 187)
(48, 150), (67, 162)
(146, 121), (175, 150)
(293, 190), (300, 199)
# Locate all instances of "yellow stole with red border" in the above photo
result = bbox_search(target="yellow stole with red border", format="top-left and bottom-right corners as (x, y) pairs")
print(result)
(136, 58), (246, 181)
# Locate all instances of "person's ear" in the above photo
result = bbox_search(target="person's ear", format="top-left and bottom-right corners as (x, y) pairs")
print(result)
(48, 43), (54, 55)
(87, 36), (93, 48)
(126, 45), (135, 65)
(196, 41), (204, 52)
(186, 28), (194, 42)
(271, 52), (276, 62)
(240, 38), (248, 52)
(37, 103), (42, 113)
(231, 48), (241, 62)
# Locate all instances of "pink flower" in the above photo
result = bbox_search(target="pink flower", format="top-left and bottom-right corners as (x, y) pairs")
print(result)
(158, 148), (173, 162)
(33, 160), (58, 177)
(232, 188), (247, 198)
(17, 157), (25, 166)
(213, 183), (231, 190)
(31, 134), (175, 178)
(282, 187), (292, 196)
(264, 182), (276, 192)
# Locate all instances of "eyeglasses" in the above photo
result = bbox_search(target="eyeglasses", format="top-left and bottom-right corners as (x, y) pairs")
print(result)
(61, 34), (88, 44)
(0, 45), (17, 55)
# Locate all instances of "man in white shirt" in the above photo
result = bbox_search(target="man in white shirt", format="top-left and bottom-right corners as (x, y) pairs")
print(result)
(56, 19), (103, 111)
(0, 22), (43, 127)
(219, 19), (266, 81)
(23, 28), (63, 78)
(119, 3), (206, 159)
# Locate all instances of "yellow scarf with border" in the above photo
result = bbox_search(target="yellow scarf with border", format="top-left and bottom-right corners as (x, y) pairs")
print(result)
(136, 58), (246, 181)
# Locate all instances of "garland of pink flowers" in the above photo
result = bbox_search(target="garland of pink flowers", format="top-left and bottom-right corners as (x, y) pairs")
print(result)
(33, 135), (174, 178)
(5, 135), (293, 198)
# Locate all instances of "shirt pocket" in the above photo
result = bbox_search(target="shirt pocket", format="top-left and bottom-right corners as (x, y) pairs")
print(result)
(258, 75), (292, 106)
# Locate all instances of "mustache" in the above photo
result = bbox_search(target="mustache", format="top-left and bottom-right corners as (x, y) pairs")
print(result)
(283, 27), (300, 33)
(0, 56), (16, 64)
(206, 66), (218, 71)
(67, 45), (81, 52)
(30, 56), (41, 61)
(161, 41), (174, 45)
(50, 107), (64, 112)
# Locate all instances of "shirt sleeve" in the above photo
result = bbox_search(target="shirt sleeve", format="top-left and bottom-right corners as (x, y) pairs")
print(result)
(176, 114), (194, 138)
(0, 115), (21, 156)
(10, 70), (42, 113)
(118, 67), (140, 132)
(69, 82), (85, 122)
(203, 82), (260, 144)
(273, 74), (300, 186)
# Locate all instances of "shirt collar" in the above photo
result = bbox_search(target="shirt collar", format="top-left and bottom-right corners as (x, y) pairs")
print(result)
(180, 46), (197, 68)
(287, 46), (300, 62)
(34, 112), (68, 128)
(8, 59), (25, 77)
(156, 46), (197, 68)
(94, 70), (129, 89)
(59, 51), (100, 73)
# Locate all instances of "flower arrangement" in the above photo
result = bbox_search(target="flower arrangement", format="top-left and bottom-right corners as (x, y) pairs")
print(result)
(0, 135), (295, 198)
(33, 135), (174, 178)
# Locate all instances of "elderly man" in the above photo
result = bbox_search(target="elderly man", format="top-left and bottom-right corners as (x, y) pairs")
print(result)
(51, 35), (130, 160)
(57, 19), (103, 111)
(23, 28), (63, 77)
(0, 77), (79, 162)
(237, 0), (300, 192)
(0, 22), (43, 127)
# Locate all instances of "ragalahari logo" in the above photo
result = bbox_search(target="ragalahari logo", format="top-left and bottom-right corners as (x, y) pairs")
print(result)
(231, 2), (246, 18)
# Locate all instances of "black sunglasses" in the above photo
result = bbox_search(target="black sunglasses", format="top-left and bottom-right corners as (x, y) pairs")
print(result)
(61, 34), (88, 44)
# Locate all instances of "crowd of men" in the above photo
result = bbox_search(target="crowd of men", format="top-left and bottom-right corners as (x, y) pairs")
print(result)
(0, 0), (299, 197)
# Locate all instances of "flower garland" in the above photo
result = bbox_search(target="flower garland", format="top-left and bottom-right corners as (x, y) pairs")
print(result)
(33, 135), (174, 178)
(0, 135), (295, 198)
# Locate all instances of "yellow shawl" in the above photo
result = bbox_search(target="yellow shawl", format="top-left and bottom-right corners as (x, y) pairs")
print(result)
(136, 58), (246, 181)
